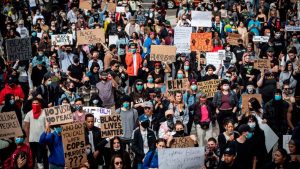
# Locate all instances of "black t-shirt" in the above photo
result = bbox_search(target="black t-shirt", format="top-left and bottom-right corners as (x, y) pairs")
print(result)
(67, 64), (85, 81)
(233, 140), (255, 169)
(257, 73), (277, 103)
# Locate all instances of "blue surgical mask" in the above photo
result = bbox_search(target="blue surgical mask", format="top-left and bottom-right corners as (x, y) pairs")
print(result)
(93, 99), (99, 105)
(54, 127), (62, 134)
(147, 78), (153, 83)
(136, 85), (143, 91)
(246, 132), (253, 139)
(248, 122), (256, 129)
(191, 85), (197, 91)
(131, 49), (136, 54)
(123, 102), (130, 109)
(15, 137), (24, 144)
(184, 66), (189, 71)
(31, 32), (37, 37)
(274, 95), (282, 101)
(177, 74), (183, 79)
(9, 99), (15, 105)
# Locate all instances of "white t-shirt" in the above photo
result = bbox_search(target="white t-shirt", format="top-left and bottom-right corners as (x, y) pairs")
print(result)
(133, 54), (137, 76)
(141, 129), (149, 154)
(24, 110), (46, 142)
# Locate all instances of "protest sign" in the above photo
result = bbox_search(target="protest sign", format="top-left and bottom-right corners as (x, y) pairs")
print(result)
(257, 116), (279, 153)
(116, 6), (125, 13)
(44, 105), (73, 126)
(79, 0), (91, 10)
(285, 25), (300, 31)
(109, 35), (118, 46)
(170, 136), (194, 148)
(0, 111), (23, 139)
(174, 27), (193, 53)
(108, 2), (117, 12)
(253, 36), (270, 42)
(158, 147), (205, 169)
(150, 45), (176, 63)
(206, 52), (222, 69)
(218, 50), (226, 60)
(197, 79), (221, 98)
(191, 11), (212, 27)
(5, 37), (32, 61)
(190, 33), (213, 52)
(77, 29), (105, 45)
(283, 135), (292, 153)
(241, 94), (262, 113)
(253, 59), (271, 69)
(100, 114), (123, 137)
(61, 122), (87, 168)
(51, 34), (73, 46)
(167, 78), (189, 93)
(82, 107), (112, 128)
(227, 33), (242, 46)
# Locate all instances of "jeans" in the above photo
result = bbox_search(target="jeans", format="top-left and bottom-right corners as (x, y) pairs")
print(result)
(29, 142), (48, 169)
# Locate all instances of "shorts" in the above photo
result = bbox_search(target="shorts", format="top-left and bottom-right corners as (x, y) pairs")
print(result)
(128, 76), (137, 87)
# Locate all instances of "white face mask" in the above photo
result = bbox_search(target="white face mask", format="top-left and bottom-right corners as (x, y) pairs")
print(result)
(248, 122), (256, 129)
(223, 85), (230, 90)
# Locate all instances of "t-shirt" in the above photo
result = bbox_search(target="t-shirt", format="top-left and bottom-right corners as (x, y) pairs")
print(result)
(116, 108), (138, 139)
(67, 64), (85, 81)
(96, 80), (115, 107)
(234, 140), (255, 169)
(24, 110), (46, 142)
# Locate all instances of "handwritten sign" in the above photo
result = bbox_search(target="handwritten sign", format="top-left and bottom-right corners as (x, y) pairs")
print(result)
(61, 123), (87, 168)
(150, 45), (176, 63)
(167, 78), (189, 92)
(100, 114), (123, 137)
(174, 27), (192, 53)
(227, 33), (242, 46)
(191, 33), (212, 52)
(44, 105), (73, 126)
(253, 36), (270, 42)
(82, 107), (112, 128)
(158, 147), (205, 169)
(116, 6), (125, 13)
(206, 52), (222, 69)
(108, 2), (116, 12)
(241, 94), (262, 113)
(253, 59), (271, 69)
(77, 29), (105, 45)
(51, 34), (73, 46)
(257, 116), (279, 153)
(0, 111), (23, 139)
(170, 136), (194, 148)
(191, 11), (212, 27)
(283, 135), (292, 153)
(197, 79), (221, 98)
(5, 38), (32, 61)
(285, 25), (300, 31)
(79, 0), (92, 10)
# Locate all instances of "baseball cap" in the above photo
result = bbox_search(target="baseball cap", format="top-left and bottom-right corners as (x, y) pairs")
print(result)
(238, 124), (251, 134)
(143, 101), (153, 109)
(223, 147), (236, 155)
(139, 114), (149, 122)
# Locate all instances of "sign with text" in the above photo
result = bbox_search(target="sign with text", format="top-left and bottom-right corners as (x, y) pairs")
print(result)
(253, 59), (271, 69)
(170, 136), (194, 148)
(150, 45), (177, 63)
(191, 11), (212, 27)
(83, 107), (112, 128)
(51, 34), (73, 46)
(285, 25), (300, 31)
(0, 111), (23, 139)
(158, 147), (205, 169)
(108, 2), (117, 12)
(283, 135), (292, 154)
(253, 36), (270, 42)
(257, 116), (279, 153)
(206, 52), (222, 69)
(197, 79), (221, 98)
(241, 94), (262, 113)
(61, 123), (87, 168)
(100, 114), (123, 137)
(167, 78), (189, 92)
(174, 27), (193, 53)
(191, 33), (212, 52)
(116, 6), (125, 13)
(77, 29), (105, 45)
(79, 0), (92, 10)
(227, 33), (242, 46)
(44, 105), (73, 126)
(6, 37), (32, 61)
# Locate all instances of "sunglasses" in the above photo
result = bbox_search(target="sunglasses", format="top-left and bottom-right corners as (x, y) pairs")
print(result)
(115, 162), (123, 165)
(136, 84), (143, 86)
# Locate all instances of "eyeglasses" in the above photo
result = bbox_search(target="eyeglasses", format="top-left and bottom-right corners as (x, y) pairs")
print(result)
(115, 162), (123, 165)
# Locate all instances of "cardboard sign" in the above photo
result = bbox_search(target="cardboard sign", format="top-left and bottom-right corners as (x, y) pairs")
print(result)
(82, 107), (112, 128)
(206, 52), (222, 69)
(253, 59), (271, 69)
(5, 37), (32, 61)
(241, 94), (262, 113)
(197, 79), (221, 98)
(44, 105), (73, 126)
(170, 136), (194, 148)
(116, 6), (125, 13)
(108, 2), (116, 12)
(167, 78), (189, 92)
(77, 29), (105, 45)
(190, 33), (212, 52)
(227, 33), (242, 46)
(158, 147), (205, 169)
(150, 45), (177, 63)
(283, 135), (292, 154)
(285, 25), (300, 31)
(191, 11), (212, 27)
(174, 27), (193, 53)
(0, 111), (23, 139)
(257, 116), (279, 153)
(61, 123), (87, 168)
(100, 114), (123, 137)
(253, 36), (270, 42)
(51, 34), (73, 46)
(79, 0), (92, 10)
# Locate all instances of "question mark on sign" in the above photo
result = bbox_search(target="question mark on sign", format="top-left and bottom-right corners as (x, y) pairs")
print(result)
(79, 155), (83, 163)
(69, 157), (73, 166)
(74, 156), (78, 166)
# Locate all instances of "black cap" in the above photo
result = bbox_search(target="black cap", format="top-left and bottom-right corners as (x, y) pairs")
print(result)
(238, 124), (251, 134)
(221, 79), (230, 85)
(223, 146), (236, 155)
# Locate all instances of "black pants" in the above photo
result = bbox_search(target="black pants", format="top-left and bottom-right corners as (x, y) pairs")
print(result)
(29, 142), (48, 169)
(217, 109), (235, 133)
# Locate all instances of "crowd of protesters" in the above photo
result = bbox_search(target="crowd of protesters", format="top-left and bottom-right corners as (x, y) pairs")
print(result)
(0, 0), (300, 168)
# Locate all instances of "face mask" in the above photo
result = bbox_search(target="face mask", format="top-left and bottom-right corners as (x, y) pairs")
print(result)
(141, 120), (150, 128)
(223, 85), (230, 90)
(47, 80), (52, 85)
(123, 102), (130, 109)
(184, 66), (189, 71)
(114, 147), (121, 151)
(73, 58), (79, 63)
(191, 85), (197, 91)
(147, 78), (153, 83)
(248, 122), (256, 129)
(274, 95), (282, 101)
(72, 26), (76, 29)
(143, 63), (147, 67)
(86, 148), (91, 155)
(131, 49), (136, 53)
(136, 85), (143, 91)
(66, 50), (72, 54)
(15, 138), (24, 144)
(53, 68), (58, 73)
(93, 99), (99, 104)
(226, 47), (231, 51)
(229, 22), (233, 25)
(9, 99), (15, 105)
(176, 130), (185, 136)
(32, 32), (37, 37)
(177, 74), (183, 79)
(54, 127), (62, 134)
(246, 132), (253, 139)
(247, 87), (254, 93)
(75, 105), (82, 111)
(118, 28), (122, 32)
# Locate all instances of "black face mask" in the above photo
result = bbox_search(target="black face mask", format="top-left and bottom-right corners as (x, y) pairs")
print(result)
(66, 50), (72, 53)
(176, 130), (185, 136)
(141, 120), (150, 128)
(73, 58), (79, 63)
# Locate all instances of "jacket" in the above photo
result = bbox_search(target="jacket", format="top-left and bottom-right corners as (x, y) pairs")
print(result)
(212, 90), (238, 108)
(85, 126), (105, 166)
(4, 143), (33, 169)
(131, 127), (156, 162)
(125, 52), (143, 76)
(189, 101), (215, 125)
(0, 84), (24, 107)
(142, 150), (158, 169)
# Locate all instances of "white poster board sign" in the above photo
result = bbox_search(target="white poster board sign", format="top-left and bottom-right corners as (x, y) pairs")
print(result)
(83, 107), (112, 128)
(174, 27), (193, 53)
(109, 35), (119, 46)
(283, 135), (292, 154)
(206, 52), (222, 69)
(253, 36), (270, 42)
(51, 34), (73, 46)
(285, 25), (300, 31)
(116, 6), (125, 13)
(257, 116), (279, 153)
(191, 11), (212, 27)
(158, 147), (205, 169)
